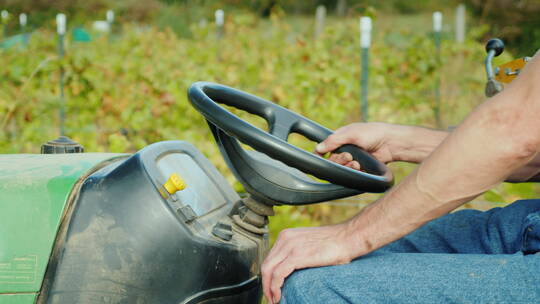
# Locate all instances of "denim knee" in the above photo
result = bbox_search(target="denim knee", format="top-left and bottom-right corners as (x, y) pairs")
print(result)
(281, 269), (312, 304)
(282, 263), (380, 304)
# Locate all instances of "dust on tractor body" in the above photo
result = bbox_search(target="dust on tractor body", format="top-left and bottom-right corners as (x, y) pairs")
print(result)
(0, 39), (528, 304)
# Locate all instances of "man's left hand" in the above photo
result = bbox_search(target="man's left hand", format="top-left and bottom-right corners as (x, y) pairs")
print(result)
(261, 224), (358, 304)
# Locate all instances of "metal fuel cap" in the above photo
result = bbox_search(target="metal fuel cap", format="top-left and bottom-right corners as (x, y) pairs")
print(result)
(41, 136), (84, 154)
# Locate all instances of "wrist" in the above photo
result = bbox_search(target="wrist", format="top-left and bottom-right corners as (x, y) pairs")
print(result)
(340, 203), (382, 257)
(389, 126), (447, 163)
(341, 179), (440, 258)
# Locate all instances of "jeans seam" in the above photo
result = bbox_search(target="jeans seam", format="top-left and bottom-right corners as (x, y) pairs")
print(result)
(521, 213), (540, 253)
(322, 276), (354, 304)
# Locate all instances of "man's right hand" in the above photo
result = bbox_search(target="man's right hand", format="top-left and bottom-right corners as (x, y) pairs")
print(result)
(316, 122), (448, 169)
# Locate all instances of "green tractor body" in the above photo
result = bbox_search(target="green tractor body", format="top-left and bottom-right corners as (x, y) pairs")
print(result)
(0, 153), (123, 303)
(0, 141), (264, 303)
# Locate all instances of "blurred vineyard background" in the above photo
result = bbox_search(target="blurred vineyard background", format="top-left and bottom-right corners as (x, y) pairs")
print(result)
(1, 0), (540, 240)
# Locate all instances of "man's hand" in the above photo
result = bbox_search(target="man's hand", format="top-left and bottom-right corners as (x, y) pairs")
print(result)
(315, 122), (447, 169)
(261, 224), (358, 304)
(260, 123), (447, 303)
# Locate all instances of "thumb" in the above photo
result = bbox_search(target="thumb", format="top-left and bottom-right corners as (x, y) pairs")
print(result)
(316, 135), (344, 154)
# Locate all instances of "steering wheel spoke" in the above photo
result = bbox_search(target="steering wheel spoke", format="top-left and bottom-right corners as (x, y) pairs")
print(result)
(268, 114), (299, 141)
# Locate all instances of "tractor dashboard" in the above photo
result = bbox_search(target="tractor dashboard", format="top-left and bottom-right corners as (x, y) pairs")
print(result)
(39, 140), (260, 303)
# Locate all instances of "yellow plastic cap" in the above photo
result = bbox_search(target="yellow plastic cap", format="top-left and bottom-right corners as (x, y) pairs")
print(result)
(164, 173), (186, 194)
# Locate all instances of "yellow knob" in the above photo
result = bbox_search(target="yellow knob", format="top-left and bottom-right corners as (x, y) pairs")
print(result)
(164, 173), (186, 194)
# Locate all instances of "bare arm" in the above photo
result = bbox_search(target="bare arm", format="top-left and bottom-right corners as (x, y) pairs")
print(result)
(262, 51), (540, 304)
(396, 126), (540, 182)
(506, 154), (540, 182)
(344, 52), (540, 256)
(318, 123), (540, 182)
(393, 127), (540, 182)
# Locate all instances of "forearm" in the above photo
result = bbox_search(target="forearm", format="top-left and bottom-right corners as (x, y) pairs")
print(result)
(506, 153), (540, 182)
(390, 126), (540, 181)
(394, 127), (540, 182)
(346, 55), (540, 255)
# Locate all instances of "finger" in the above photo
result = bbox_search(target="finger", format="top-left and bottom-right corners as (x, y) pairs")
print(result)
(328, 153), (341, 162)
(328, 152), (352, 165)
(346, 161), (360, 170)
(270, 248), (332, 304)
(263, 254), (283, 303)
(336, 152), (353, 164)
(316, 134), (348, 154)
(262, 232), (295, 302)
(269, 257), (298, 304)
(262, 247), (289, 303)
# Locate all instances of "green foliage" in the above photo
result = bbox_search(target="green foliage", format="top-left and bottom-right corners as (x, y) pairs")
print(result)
(1, 12), (538, 235)
(4, 0), (536, 58)
(466, 0), (540, 56)
(1, 0), (109, 25)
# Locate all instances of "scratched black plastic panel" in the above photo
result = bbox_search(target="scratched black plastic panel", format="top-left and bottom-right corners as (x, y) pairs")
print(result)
(40, 141), (261, 304)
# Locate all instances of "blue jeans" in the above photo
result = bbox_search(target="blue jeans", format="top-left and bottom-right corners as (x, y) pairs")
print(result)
(282, 199), (540, 303)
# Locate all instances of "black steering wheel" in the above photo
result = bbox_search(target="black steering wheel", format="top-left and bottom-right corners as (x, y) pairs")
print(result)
(188, 82), (393, 205)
